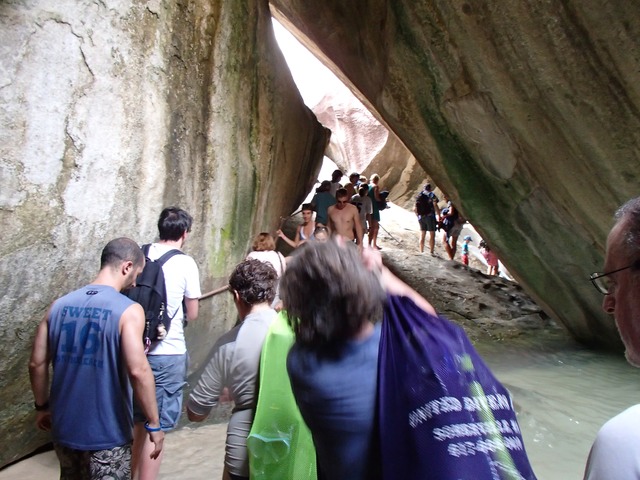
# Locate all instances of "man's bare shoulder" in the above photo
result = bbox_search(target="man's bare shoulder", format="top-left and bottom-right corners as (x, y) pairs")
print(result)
(119, 302), (144, 330)
(122, 301), (144, 317)
(346, 203), (359, 215)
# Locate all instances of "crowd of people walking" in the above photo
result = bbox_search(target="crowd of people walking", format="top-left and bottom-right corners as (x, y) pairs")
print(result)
(29, 175), (638, 480)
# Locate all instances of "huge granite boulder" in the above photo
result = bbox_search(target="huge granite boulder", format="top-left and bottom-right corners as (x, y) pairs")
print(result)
(0, 0), (327, 467)
(4, 0), (640, 467)
(271, 0), (640, 348)
(313, 92), (388, 175)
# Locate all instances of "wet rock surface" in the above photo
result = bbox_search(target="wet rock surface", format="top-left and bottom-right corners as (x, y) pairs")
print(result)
(382, 248), (560, 344)
(0, 0), (327, 468)
(371, 205), (565, 345)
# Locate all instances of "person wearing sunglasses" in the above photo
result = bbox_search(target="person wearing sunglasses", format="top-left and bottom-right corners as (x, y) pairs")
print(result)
(327, 188), (364, 248)
(585, 197), (640, 480)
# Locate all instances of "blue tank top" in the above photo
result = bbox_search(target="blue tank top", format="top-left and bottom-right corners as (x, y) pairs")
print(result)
(48, 284), (135, 450)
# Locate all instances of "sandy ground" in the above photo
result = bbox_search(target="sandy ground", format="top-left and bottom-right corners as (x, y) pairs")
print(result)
(0, 423), (227, 480)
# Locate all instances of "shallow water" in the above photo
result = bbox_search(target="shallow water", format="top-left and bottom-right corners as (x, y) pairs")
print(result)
(477, 333), (640, 480)
(375, 206), (640, 478)
(1, 333), (636, 480)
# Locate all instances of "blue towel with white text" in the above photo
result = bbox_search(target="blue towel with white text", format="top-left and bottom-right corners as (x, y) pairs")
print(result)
(377, 295), (537, 480)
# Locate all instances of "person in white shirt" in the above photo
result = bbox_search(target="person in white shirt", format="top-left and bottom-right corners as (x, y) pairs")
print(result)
(585, 197), (640, 480)
(246, 232), (286, 310)
(132, 207), (202, 480)
(351, 185), (373, 237)
(246, 232), (286, 277)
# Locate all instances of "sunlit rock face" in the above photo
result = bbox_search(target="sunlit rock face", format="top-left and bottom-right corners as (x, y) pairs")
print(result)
(361, 134), (429, 210)
(313, 91), (426, 209)
(313, 92), (388, 175)
(0, 0), (327, 467)
(271, 0), (640, 348)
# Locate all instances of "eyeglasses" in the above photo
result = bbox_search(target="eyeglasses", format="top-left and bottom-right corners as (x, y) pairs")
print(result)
(590, 260), (640, 295)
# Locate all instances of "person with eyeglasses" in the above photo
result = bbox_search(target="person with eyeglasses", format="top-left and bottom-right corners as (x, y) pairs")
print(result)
(584, 197), (640, 480)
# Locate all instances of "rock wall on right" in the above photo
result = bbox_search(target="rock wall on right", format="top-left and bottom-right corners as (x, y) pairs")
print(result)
(271, 1), (640, 348)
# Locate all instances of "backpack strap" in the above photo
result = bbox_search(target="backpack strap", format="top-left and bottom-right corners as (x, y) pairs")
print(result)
(277, 252), (285, 276)
(154, 248), (185, 320)
(155, 248), (184, 267)
(140, 244), (183, 265)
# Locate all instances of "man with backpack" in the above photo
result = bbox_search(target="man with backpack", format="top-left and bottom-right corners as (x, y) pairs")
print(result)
(414, 183), (440, 255)
(132, 207), (201, 479)
(440, 197), (464, 260)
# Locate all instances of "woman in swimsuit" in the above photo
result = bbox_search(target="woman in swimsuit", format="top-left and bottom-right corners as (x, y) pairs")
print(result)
(277, 203), (316, 249)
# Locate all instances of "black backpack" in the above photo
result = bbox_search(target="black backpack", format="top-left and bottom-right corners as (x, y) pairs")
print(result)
(440, 207), (453, 232)
(124, 244), (183, 351)
(415, 191), (434, 216)
(378, 190), (390, 210)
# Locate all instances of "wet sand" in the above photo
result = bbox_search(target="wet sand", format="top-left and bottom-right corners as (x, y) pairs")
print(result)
(0, 423), (227, 480)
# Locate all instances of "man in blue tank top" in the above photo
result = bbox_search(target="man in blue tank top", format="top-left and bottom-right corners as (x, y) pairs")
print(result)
(29, 237), (164, 479)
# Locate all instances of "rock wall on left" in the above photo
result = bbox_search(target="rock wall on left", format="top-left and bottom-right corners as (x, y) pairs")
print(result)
(0, 0), (328, 466)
